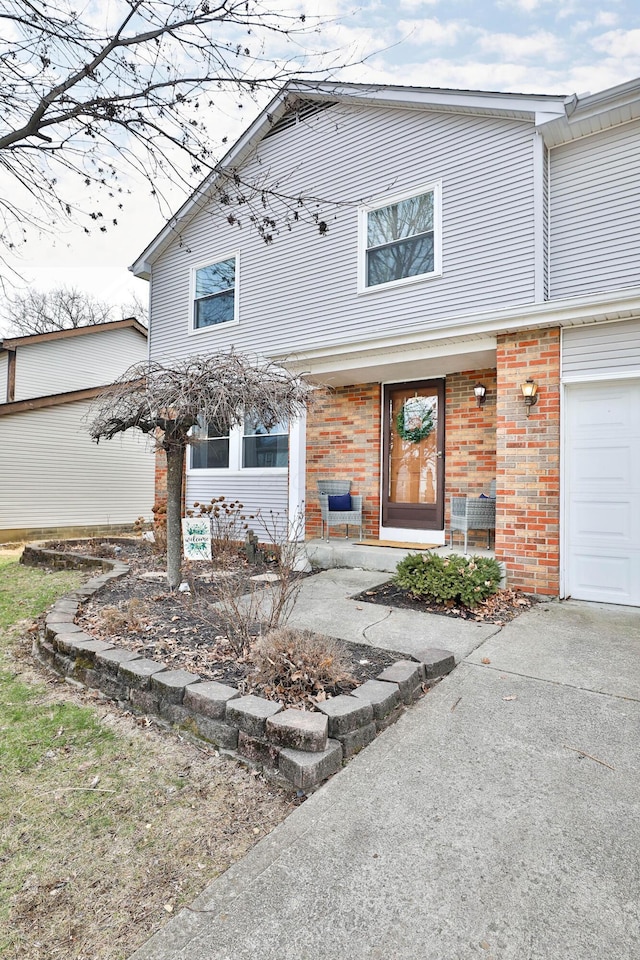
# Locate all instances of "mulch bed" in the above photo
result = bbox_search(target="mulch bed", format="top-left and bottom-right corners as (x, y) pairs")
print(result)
(46, 539), (399, 706)
(352, 580), (535, 624)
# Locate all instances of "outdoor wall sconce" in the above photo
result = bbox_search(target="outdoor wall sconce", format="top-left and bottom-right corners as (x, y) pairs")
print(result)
(474, 383), (487, 407)
(521, 378), (538, 416)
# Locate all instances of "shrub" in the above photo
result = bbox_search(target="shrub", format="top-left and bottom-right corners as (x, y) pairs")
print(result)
(250, 626), (356, 708)
(394, 552), (502, 608)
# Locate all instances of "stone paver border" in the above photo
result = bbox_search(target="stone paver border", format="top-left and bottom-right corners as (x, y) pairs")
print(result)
(23, 541), (456, 792)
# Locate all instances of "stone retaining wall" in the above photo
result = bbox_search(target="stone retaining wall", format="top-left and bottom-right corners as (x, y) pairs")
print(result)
(24, 542), (456, 793)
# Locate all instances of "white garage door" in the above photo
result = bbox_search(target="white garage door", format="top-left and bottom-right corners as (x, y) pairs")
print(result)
(565, 379), (640, 605)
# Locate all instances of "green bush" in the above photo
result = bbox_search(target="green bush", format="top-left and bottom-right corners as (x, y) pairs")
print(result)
(393, 552), (502, 608)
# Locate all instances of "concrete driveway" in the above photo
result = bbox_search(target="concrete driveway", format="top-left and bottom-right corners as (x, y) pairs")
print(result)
(130, 583), (640, 960)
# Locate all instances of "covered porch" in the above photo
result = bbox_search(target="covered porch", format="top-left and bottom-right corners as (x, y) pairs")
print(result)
(286, 324), (561, 597)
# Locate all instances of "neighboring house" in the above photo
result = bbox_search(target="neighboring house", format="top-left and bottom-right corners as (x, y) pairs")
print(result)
(0, 319), (155, 542)
(132, 78), (640, 606)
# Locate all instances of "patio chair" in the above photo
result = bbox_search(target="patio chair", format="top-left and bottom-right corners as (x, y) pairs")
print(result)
(449, 480), (496, 553)
(317, 480), (363, 541)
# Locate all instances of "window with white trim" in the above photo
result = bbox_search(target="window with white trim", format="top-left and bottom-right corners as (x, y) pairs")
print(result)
(192, 256), (237, 329)
(189, 419), (288, 471)
(190, 420), (229, 469)
(360, 184), (441, 290)
(242, 418), (289, 468)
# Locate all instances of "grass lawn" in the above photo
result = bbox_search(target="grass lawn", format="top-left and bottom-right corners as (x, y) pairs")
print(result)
(0, 547), (293, 960)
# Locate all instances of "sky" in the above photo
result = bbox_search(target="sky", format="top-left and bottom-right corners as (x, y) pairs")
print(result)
(2, 0), (640, 333)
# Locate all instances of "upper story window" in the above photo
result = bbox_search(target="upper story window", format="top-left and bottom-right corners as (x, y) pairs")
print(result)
(192, 255), (238, 329)
(243, 418), (289, 469)
(359, 183), (442, 292)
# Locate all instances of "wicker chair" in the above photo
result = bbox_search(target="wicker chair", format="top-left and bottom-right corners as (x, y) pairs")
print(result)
(449, 480), (496, 553)
(317, 480), (363, 541)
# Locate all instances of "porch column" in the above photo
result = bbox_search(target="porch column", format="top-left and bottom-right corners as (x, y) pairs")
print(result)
(495, 327), (561, 596)
(288, 409), (307, 541)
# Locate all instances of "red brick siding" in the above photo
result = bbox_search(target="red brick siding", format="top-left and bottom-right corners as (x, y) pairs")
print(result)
(155, 448), (167, 508)
(445, 368), (497, 549)
(306, 384), (381, 539)
(495, 328), (560, 596)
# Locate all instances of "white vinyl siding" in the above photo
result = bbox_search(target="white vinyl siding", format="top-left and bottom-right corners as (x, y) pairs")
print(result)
(562, 319), (640, 380)
(13, 327), (147, 401)
(0, 400), (154, 531)
(186, 473), (288, 540)
(149, 104), (538, 362)
(550, 119), (640, 298)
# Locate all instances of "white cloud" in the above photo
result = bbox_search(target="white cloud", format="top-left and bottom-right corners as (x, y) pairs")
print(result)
(397, 18), (467, 46)
(591, 28), (640, 57)
(477, 30), (565, 62)
(595, 11), (619, 27)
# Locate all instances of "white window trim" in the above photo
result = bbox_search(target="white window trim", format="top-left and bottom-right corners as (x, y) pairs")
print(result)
(357, 181), (442, 295)
(187, 423), (288, 476)
(188, 251), (240, 335)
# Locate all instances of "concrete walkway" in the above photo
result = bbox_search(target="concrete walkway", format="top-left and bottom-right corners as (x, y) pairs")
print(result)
(131, 573), (640, 960)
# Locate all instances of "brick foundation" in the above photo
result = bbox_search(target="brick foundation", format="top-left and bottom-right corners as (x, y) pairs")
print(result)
(495, 328), (561, 596)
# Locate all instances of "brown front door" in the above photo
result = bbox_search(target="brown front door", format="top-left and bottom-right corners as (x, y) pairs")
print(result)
(382, 379), (445, 530)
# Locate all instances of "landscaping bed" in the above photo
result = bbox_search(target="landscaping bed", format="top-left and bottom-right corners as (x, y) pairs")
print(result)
(353, 578), (535, 624)
(49, 538), (400, 701)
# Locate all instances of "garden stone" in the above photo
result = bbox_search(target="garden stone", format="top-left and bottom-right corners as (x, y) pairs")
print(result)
(128, 688), (160, 715)
(351, 679), (401, 720)
(119, 658), (168, 690)
(71, 638), (115, 662)
(184, 714), (239, 750)
(411, 647), (456, 679)
(95, 647), (142, 675)
(184, 681), (240, 720)
(151, 670), (201, 704)
(335, 722), (377, 758)
(237, 731), (280, 769)
(377, 661), (423, 703)
(316, 695), (374, 736)
(266, 709), (328, 753)
(226, 695), (282, 738)
(53, 631), (97, 654)
(279, 740), (343, 791)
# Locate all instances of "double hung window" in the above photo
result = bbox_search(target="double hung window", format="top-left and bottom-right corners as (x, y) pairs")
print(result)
(192, 256), (237, 329)
(360, 184), (441, 290)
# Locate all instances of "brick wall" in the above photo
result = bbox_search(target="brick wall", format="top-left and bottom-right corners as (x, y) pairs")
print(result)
(495, 327), (560, 595)
(445, 368), (497, 549)
(306, 384), (381, 539)
(155, 448), (167, 507)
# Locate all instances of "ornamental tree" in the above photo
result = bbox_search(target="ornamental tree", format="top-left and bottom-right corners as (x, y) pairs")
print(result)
(89, 352), (314, 588)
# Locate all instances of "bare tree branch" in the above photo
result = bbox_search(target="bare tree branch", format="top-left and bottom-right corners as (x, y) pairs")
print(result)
(0, 0), (357, 250)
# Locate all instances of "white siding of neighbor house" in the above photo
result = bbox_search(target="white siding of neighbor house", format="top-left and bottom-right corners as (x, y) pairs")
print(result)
(562, 318), (640, 380)
(0, 400), (155, 531)
(186, 473), (289, 540)
(149, 103), (539, 363)
(0, 353), (7, 401)
(550, 119), (640, 299)
(13, 327), (147, 401)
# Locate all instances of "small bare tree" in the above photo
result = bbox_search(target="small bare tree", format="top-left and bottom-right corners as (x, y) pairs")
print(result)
(5, 285), (143, 336)
(89, 352), (314, 589)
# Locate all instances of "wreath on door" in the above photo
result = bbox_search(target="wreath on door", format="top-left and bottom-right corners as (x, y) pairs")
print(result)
(395, 397), (435, 444)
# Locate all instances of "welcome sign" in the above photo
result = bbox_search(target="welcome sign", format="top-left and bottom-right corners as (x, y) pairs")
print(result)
(181, 517), (212, 560)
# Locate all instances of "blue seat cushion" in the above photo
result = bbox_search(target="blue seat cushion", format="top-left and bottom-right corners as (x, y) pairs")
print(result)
(328, 493), (352, 511)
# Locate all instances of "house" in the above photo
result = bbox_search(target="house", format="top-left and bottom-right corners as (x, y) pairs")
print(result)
(0, 319), (155, 542)
(131, 78), (640, 606)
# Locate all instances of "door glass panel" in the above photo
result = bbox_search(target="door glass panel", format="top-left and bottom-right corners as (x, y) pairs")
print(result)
(388, 387), (438, 505)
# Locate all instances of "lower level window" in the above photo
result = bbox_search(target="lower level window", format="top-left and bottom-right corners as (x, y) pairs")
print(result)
(190, 422), (229, 469)
(242, 418), (288, 468)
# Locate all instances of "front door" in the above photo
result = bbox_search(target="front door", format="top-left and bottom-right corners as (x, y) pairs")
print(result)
(382, 379), (445, 530)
